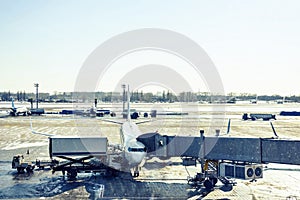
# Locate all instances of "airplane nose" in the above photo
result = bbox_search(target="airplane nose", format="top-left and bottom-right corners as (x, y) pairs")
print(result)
(134, 152), (146, 163)
(129, 152), (146, 166)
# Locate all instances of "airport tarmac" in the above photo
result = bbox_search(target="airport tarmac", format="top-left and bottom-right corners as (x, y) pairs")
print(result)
(0, 102), (300, 199)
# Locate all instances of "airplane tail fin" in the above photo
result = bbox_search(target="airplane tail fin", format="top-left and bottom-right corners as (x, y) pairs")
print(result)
(270, 122), (279, 138)
(127, 85), (131, 121)
(11, 98), (15, 109)
(227, 118), (231, 134)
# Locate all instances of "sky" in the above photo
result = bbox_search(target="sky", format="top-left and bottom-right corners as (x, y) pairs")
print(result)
(0, 0), (300, 95)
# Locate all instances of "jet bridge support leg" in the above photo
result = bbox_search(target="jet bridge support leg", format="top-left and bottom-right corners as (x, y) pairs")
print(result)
(187, 159), (221, 191)
(187, 158), (238, 191)
(187, 130), (237, 190)
(187, 131), (222, 191)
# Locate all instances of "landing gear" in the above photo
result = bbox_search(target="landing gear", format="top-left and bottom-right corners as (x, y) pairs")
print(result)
(133, 171), (139, 177)
(133, 167), (139, 177)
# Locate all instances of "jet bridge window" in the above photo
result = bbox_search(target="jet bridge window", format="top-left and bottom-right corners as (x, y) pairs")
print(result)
(128, 147), (147, 152)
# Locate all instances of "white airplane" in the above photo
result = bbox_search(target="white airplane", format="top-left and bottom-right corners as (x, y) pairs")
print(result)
(0, 110), (10, 118)
(30, 85), (148, 177)
(10, 98), (30, 116)
(101, 86), (148, 176)
(250, 95), (258, 104)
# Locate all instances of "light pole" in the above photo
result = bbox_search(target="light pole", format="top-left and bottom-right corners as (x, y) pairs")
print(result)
(34, 83), (39, 109)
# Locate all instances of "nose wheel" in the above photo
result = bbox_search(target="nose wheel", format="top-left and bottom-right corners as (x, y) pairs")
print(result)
(133, 171), (139, 177)
(133, 167), (139, 177)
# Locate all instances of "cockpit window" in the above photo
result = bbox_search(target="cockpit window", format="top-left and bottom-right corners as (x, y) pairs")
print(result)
(128, 147), (147, 152)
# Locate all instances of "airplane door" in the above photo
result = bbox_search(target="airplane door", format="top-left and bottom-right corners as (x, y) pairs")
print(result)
(155, 135), (168, 157)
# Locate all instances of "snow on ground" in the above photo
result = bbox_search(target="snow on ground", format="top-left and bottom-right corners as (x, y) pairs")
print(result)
(0, 103), (300, 199)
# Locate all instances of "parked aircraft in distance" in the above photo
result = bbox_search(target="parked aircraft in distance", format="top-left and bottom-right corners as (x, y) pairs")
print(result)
(10, 98), (30, 116)
(0, 110), (10, 118)
(250, 95), (258, 104)
(242, 113), (276, 121)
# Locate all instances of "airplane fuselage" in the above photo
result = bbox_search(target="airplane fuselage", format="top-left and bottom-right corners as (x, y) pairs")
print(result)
(121, 121), (147, 167)
(11, 106), (29, 116)
(10, 99), (30, 116)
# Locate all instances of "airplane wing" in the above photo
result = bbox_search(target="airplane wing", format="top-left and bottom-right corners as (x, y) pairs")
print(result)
(30, 118), (55, 137)
(101, 119), (124, 125)
(135, 119), (153, 125)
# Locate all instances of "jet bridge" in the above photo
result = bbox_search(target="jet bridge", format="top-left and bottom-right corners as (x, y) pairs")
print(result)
(137, 132), (300, 165)
(138, 131), (300, 190)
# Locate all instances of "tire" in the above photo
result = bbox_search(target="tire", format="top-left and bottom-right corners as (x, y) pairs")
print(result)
(67, 168), (77, 179)
(209, 177), (218, 186)
(204, 179), (213, 190)
(133, 171), (139, 177)
(17, 167), (24, 173)
(26, 166), (34, 173)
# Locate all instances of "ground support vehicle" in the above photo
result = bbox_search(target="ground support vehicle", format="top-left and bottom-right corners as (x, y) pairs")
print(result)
(12, 155), (35, 173)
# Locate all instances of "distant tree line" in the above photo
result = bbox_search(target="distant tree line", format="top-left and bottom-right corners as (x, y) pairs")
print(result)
(1, 91), (300, 103)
